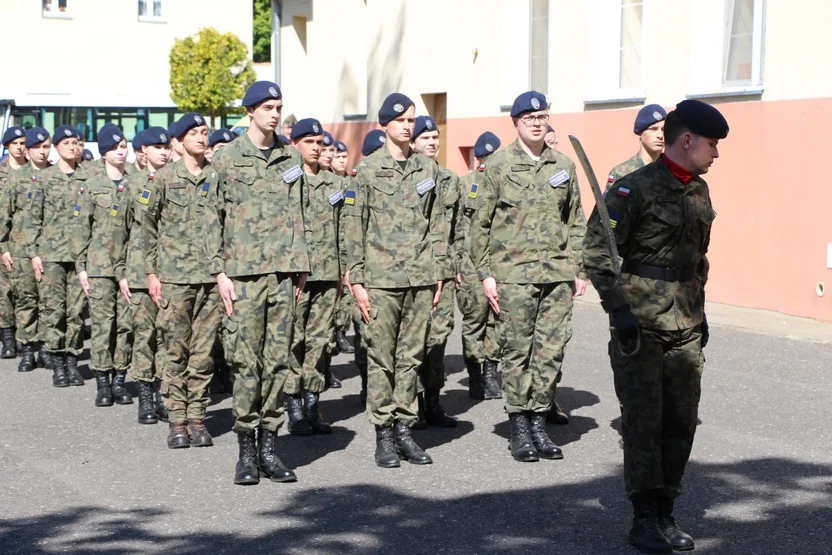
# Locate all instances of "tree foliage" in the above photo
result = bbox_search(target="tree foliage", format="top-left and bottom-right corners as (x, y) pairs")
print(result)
(253, 0), (272, 63)
(169, 27), (257, 119)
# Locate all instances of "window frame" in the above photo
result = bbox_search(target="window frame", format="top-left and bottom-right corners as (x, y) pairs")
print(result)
(138, 0), (166, 23)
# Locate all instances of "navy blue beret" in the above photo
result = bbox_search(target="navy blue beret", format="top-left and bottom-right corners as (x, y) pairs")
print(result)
(634, 104), (667, 134)
(278, 135), (291, 145)
(82, 149), (94, 161)
(413, 116), (438, 139)
(2, 125), (25, 145)
(290, 118), (324, 141)
(510, 90), (548, 118)
(53, 125), (78, 145)
(322, 131), (334, 147)
(361, 129), (386, 157)
(208, 128), (234, 148)
(175, 113), (206, 138)
(131, 130), (145, 151)
(378, 93), (413, 125)
(25, 127), (50, 148)
(242, 81), (282, 107)
(168, 120), (179, 140)
(673, 99), (729, 140)
(334, 140), (347, 153)
(547, 125), (554, 133)
(141, 126), (170, 147)
(474, 131), (501, 159)
(97, 125), (125, 154)
(75, 128), (84, 141)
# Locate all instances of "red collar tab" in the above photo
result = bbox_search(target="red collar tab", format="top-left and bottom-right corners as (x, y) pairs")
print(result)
(661, 154), (693, 185)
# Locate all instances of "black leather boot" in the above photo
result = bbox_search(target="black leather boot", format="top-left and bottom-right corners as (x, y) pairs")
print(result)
(302, 390), (332, 434)
(37, 343), (52, 370)
(17, 343), (35, 372)
(374, 425), (400, 468)
(465, 358), (485, 400)
(234, 432), (260, 485)
(167, 421), (190, 449)
(153, 380), (168, 422)
(657, 494), (695, 551)
(323, 355), (341, 389)
(394, 421), (432, 465)
(51, 352), (69, 388)
(0, 327), (16, 358)
(413, 392), (428, 430)
(257, 428), (297, 482)
(66, 354), (84, 386)
(285, 394), (314, 436)
(482, 360), (502, 400)
(529, 412), (563, 459)
(94, 371), (114, 407)
(111, 370), (134, 404)
(629, 491), (673, 554)
(335, 330), (355, 354)
(137, 382), (158, 424)
(187, 419), (213, 447)
(547, 400), (569, 425)
(425, 388), (457, 428)
(508, 413), (539, 462)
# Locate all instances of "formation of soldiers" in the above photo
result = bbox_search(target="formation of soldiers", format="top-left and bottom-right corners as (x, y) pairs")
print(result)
(0, 79), (728, 554)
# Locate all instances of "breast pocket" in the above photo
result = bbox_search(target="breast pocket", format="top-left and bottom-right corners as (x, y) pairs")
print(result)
(91, 192), (112, 222)
(500, 176), (529, 208)
(164, 190), (190, 223)
(227, 170), (255, 203)
(638, 202), (683, 250)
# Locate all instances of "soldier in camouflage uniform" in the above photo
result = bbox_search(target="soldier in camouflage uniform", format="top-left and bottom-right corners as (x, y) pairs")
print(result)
(0, 127), (53, 372)
(330, 139), (355, 366)
(142, 113), (221, 449)
(583, 99), (727, 554)
(318, 130), (335, 172)
(455, 131), (502, 401)
(469, 91), (587, 463)
(75, 125), (134, 407)
(31, 125), (87, 387)
(410, 115), (458, 429)
(343, 93), (447, 468)
(117, 126), (170, 425)
(207, 81), (306, 485)
(606, 104), (666, 192)
(129, 132), (147, 176)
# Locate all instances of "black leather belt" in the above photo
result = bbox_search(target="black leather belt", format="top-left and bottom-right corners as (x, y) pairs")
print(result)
(622, 261), (695, 282)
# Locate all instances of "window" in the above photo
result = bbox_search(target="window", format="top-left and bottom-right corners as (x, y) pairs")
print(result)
(42, 0), (70, 18)
(619, 0), (643, 90)
(530, 0), (549, 95)
(585, 0), (646, 103)
(138, 0), (164, 21)
(723, 0), (757, 85)
(499, 0), (531, 107)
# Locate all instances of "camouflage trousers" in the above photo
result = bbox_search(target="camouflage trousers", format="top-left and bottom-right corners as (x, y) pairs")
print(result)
(497, 281), (573, 414)
(11, 254), (39, 344)
(610, 325), (704, 500)
(0, 262), (13, 329)
(420, 281), (455, 391)
(87, 277), (131, 372)
(158, 283), (221, 423)
(223, 273), (297, 434)
(38, 262), (85, 355)
(457, 278), (501, 363)
(287, 281), (337, 394)
(129, 289), (165, 384)
(335, 286), (354, 334)
(365, 286), (433, 427)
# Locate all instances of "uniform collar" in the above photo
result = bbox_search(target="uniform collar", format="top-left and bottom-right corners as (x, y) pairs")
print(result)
(509, 138), (557, 167)
(174, 158), (208, 183)
(377, 144), (425, 175)
(236, 131), (287, 161)
(660, 154), (694, 186)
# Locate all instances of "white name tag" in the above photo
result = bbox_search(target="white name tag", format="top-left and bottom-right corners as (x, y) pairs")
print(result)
(328, 189), (344, 205)
(549, 170), (569, 188)
(416, 178), (436, 195)
(282, 165), (303, 184)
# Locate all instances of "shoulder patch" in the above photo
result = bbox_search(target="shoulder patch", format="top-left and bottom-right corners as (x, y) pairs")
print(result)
(351, 168), (357, 177)
(608, 174), (615, 183)
(468, 183), (479, 199)
(344, 190), (356, 205)
(478, 163), (486, 173)
(616, 187), (630, 197)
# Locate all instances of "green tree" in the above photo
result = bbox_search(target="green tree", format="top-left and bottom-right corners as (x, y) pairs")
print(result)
(253, 0), (272, 63)
(169, 27), (257, 120)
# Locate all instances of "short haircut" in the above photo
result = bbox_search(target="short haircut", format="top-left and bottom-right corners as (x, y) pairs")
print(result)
(663, 111), (689, 147)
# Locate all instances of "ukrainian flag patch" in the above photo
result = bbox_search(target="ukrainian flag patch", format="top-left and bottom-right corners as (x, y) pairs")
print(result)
(139, 189), (152, 205)
(201, 182), (211, 196)
(73, 204), (81, 217)
(110, 203), (120, 217)
(469, 183), (479, 199)
(345, 190), (356, 205)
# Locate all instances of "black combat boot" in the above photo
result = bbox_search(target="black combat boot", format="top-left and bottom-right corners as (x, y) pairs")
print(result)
(17, 343), (35, 372)
(508, 413), (539, 462)
(302, 390), (332, 434)
(547, 400), (569, 425)
(111, 370), (133, 404)
(257, 428), (297, 482)
(529, 412), (563, 460)
(374, 425), (400, 468)
(285, 394), (314, 436)
(94, 371), (114, 407)
(394, 421), (432, 465)
(413, 392), (428, 430)
(425, 388), (457, 428)
(323, 355), (341, 389)
(187, 419), (213, 447)
(234, 432), (260, 485)
(167, 421), (190, 449)
(137, 382), (157, 424)
(50, 352), (69, 388)
(37, 343), (52, 370)
(335, 330), (355, 354)
(629, 491), (673, 554)
(482, 360), (502, 400)
(657, 494), (695, 551)
(0, 328), (16, 358)
(153, 380), (168, 421)
(66, 354), (84, 386)
(465, 358), (485, 400)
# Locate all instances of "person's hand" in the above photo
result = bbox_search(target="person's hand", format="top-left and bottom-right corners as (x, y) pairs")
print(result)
(118, 278), (132, 303)
(217, 273), (236, 316)
(611, 305), (639, 354)
(432, 281), (443, 311)
(148, 273), (162, 308)
(483, 277), (500, 314)
(352, 284), (371, 323)
(701, 313), (709, 348)
(32, 256), (43, 282)
(78, 271), (90, 297)
(296, 272), (308, 303)
(572, 278), (587, 298)
(455, 273), (461, 291)
(2, 252), (13, 271)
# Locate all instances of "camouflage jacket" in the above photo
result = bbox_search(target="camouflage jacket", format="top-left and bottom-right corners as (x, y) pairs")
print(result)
(206, 132), (311, 278)
(607, 152), (645, 192)
(468, 139), (587, 284)
(31, 164), (89, 263)
(116, 167), (160, 288)
(0, 164), (47, 257)
(582, 158), (714, 330)
(141, 160), (216, 285)
(75, 169), (130, 277)
(455, 166), (483, 278)
(304, 169), (344, 282)
(437, 166), (460, 279)
(342, 146), (449, 288)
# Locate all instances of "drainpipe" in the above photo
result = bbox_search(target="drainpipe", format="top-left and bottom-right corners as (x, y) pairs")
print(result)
(271, 0), (281, 85)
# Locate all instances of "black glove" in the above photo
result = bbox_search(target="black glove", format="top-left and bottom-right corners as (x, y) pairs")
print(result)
(701, 313), (709, 348)
(611, 305), (639, 351)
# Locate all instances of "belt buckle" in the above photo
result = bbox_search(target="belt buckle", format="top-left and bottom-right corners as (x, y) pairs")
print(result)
(664, 267), (677, 281)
